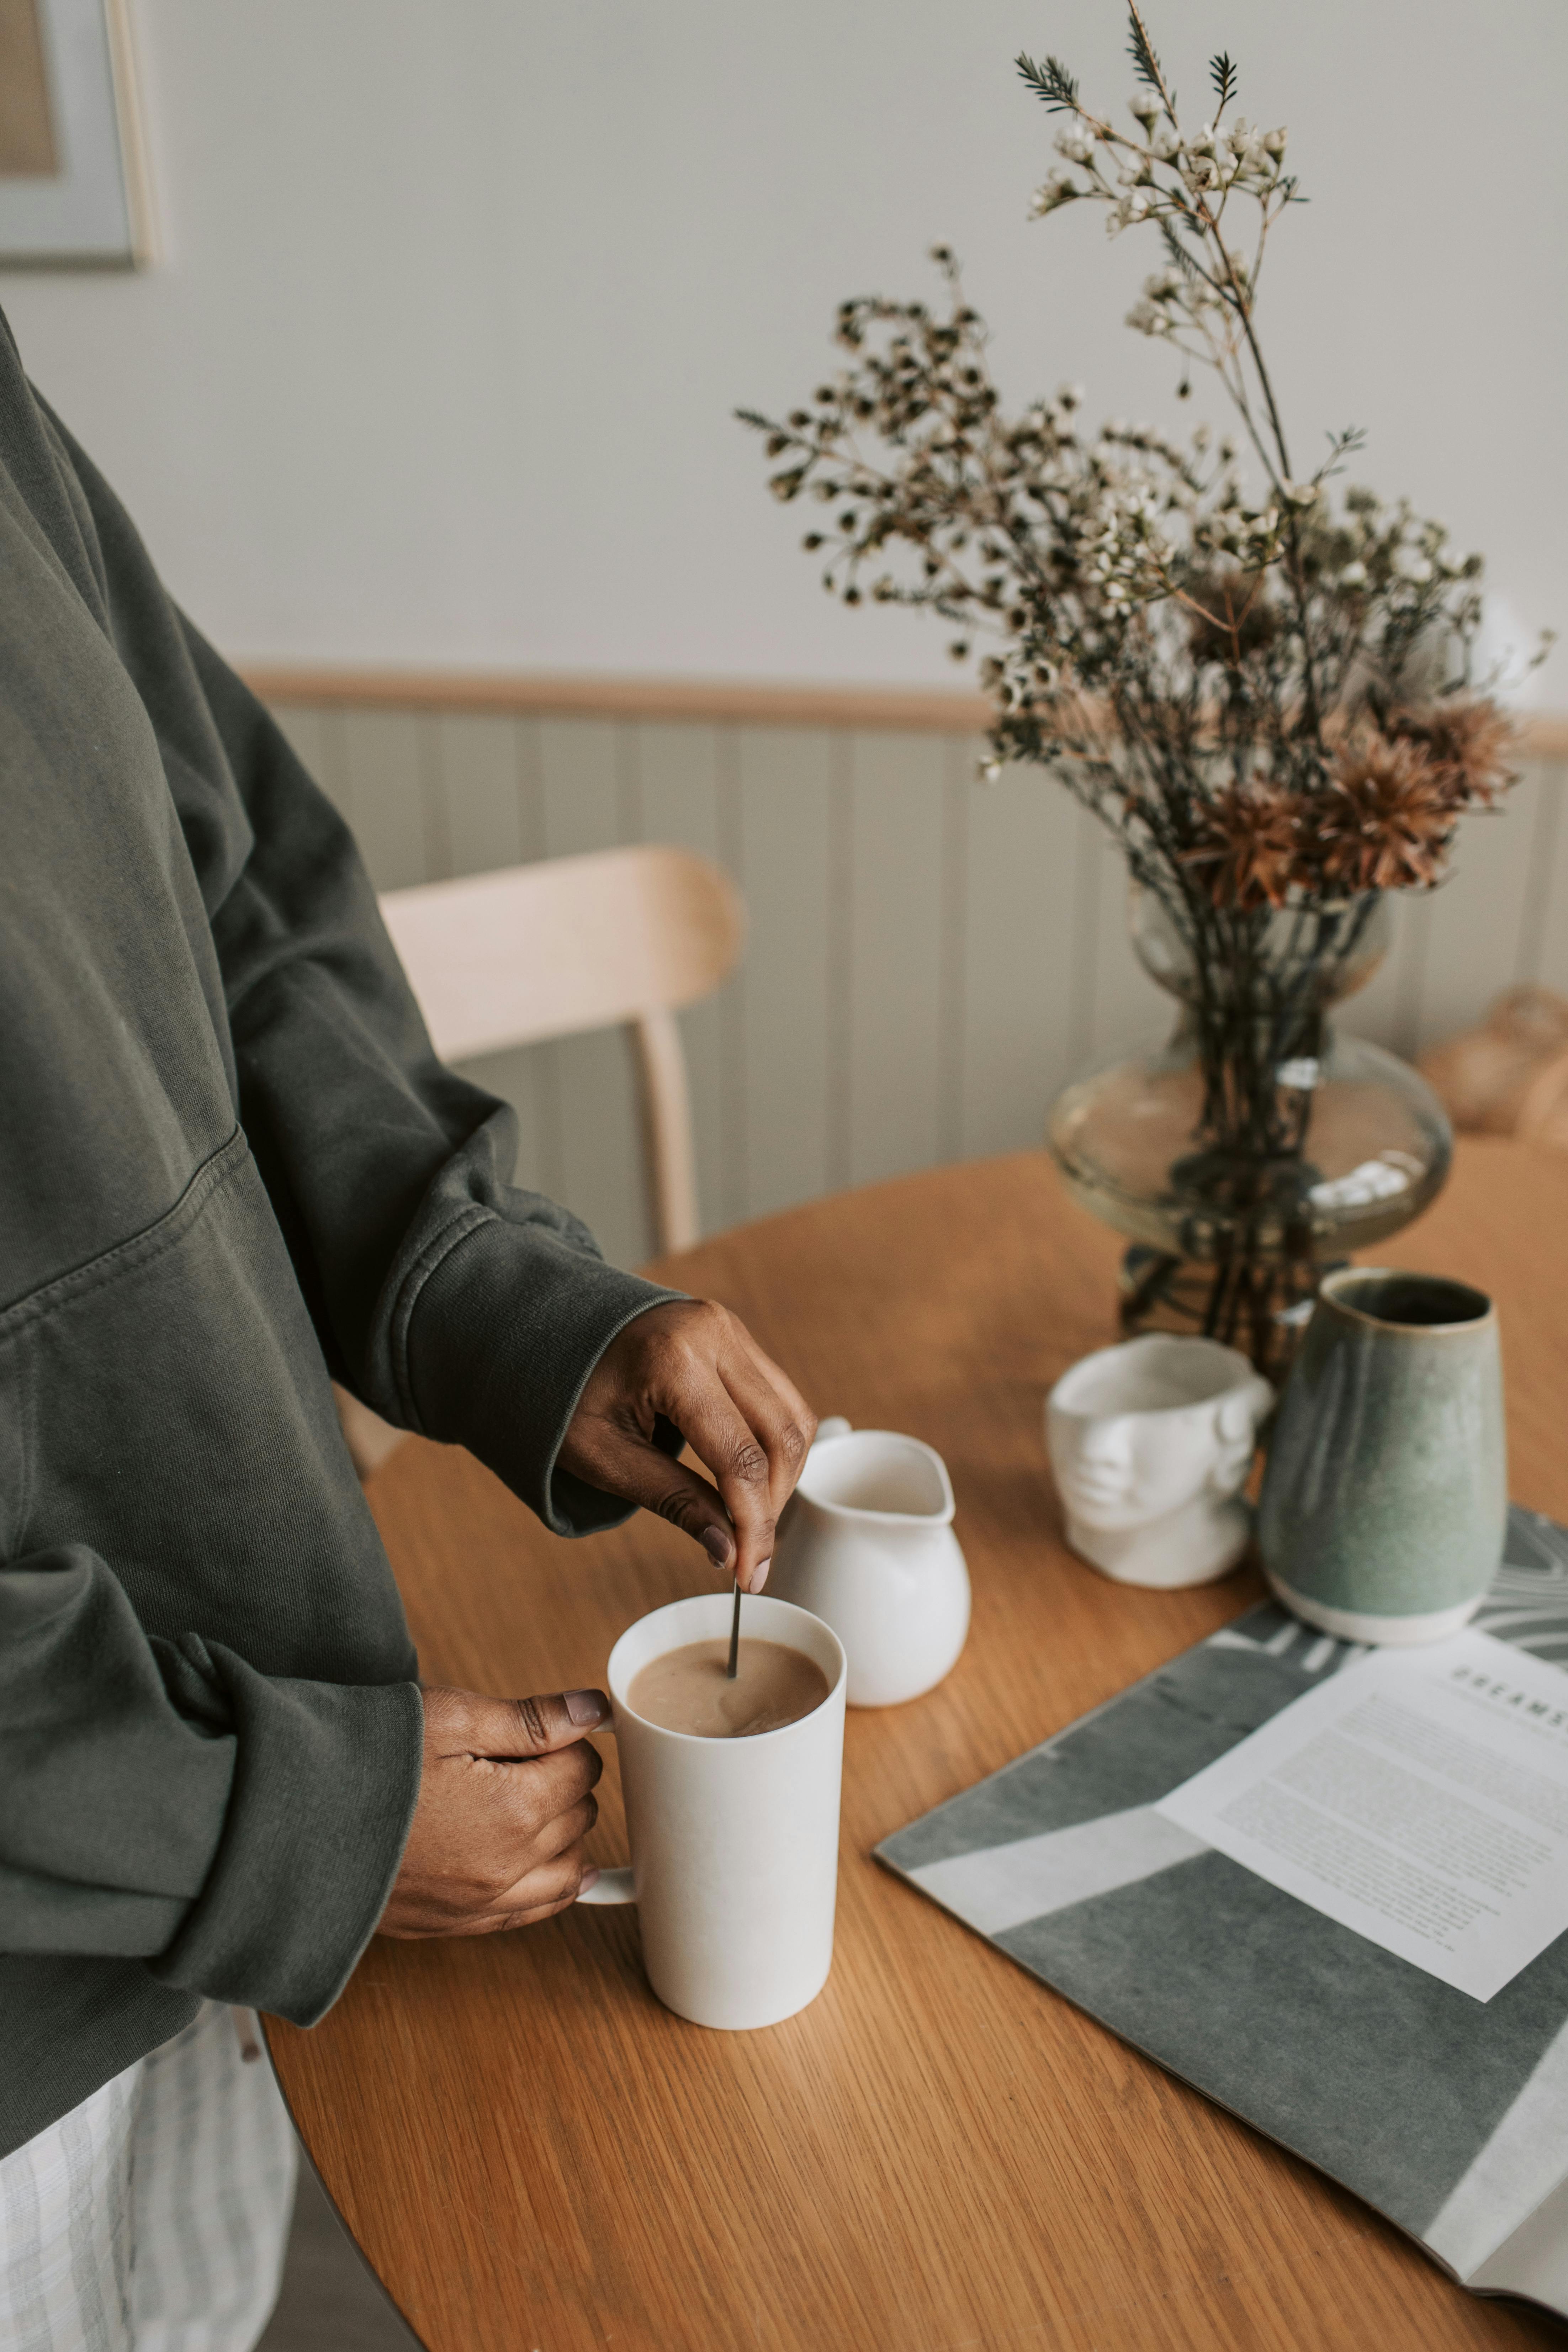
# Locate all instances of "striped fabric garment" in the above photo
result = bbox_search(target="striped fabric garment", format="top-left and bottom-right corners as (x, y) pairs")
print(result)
(0, 2000), (297, 2351)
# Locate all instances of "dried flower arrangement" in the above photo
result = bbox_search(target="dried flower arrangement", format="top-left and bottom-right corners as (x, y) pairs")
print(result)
(742, 4), (1551, 1366)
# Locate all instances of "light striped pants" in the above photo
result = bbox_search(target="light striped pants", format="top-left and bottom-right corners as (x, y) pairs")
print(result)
(0, 2001), (297, 2352)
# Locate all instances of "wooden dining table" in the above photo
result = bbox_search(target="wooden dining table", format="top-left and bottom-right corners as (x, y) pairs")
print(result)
(267, 1136), (1568, 2352)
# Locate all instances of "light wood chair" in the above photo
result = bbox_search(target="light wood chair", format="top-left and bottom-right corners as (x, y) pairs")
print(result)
(333, 843), (745, 1479)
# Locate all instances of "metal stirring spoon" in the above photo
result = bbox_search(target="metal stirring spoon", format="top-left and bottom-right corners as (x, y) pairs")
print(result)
(726, 1578), (742, 1678)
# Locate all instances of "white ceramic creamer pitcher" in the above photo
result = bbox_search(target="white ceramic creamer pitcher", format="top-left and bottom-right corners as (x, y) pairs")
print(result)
(768, 1420), (970, 1707)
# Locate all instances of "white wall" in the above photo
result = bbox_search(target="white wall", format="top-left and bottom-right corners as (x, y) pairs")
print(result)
(4, 0), (1563, 689)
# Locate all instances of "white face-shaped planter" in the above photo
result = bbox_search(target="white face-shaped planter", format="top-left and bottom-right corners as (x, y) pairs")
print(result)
(1046, 1334), (1275, 1589)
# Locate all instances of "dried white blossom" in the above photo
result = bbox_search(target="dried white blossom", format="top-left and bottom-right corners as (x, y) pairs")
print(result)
(1054, 125), (1098, 165)
(1107, 192), (1152, 235)
(1030, 170), (1081, 216)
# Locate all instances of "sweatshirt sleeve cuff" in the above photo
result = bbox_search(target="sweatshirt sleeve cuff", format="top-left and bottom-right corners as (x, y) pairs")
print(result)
(394, 1212), (684, 1537)
(147, 1653), (424, 2026)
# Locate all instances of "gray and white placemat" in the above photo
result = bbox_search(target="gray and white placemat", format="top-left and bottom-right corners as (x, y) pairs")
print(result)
(876, 1506), (1568, 2311)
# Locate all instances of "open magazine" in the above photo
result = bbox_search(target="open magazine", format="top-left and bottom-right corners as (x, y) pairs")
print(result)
(876, 1505), (1568, 2317)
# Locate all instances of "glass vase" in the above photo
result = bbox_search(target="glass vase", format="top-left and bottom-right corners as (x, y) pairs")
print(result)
(1047, 888), (1453, 1379)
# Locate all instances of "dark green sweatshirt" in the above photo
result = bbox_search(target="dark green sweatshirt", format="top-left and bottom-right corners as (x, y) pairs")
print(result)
(0, 310), (678, 2157)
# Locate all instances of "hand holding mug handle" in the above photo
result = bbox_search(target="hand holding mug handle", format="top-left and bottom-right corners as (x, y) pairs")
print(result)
(564, 1699), (635, 1905)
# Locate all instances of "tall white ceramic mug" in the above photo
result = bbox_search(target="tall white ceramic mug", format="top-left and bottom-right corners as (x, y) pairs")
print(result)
(577, 1593), (847, 2030)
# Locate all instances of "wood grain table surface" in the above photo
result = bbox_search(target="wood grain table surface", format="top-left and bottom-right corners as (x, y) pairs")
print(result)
(267, 1137), (1568, 2352)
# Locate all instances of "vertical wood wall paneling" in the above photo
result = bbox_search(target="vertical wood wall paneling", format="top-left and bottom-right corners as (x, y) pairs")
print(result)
(825, 731), (855, 1195)
(630, 720), (733, 1238)
(714, 729), (749, 1234)
(934, 736), (973, 1165)
(1408, 765), (1546, 1057)
(258, 699), (1568, 1267)
(734, 727), (836, 1223)
(415, 713), (450, 883)
(1061, 801), (1105, 1082)
(957, 752), (1086, 1160)
(269, 703), (338, 813)
(513, 714), (564, 1206)
(1338, 887), (1428, 1061)
(845, 730), (949, 1189)
(528, 718), (649, 1269)
(337, 708), (428, 890)
(432, 711), (553, 1200)
(1083, 815), (1167, 1070)
(1516, 763), (1568, 997)
(433, 710), (526, 876)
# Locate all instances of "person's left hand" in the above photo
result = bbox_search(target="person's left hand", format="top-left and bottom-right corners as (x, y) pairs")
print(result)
(556, 1301), (815, 1594)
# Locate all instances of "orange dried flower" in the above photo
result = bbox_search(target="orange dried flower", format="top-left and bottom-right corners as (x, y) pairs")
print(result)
(1386, 696), (1516, 809)
(1182, 780), (1305, 910)
(1317, 731), (1457, 894)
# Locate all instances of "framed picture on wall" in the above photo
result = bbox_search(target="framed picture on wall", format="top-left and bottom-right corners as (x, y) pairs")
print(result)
(0, 0), (153, 265)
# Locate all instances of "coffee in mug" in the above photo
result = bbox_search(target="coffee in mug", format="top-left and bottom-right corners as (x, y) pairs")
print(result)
(626, 1636), (829, 1738)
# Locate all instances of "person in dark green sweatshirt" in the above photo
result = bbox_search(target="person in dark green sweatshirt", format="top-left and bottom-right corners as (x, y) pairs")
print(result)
(0, 305), (814, 2337)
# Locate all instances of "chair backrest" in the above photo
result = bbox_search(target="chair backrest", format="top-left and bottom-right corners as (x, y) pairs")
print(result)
(380, 844), (744, 1252)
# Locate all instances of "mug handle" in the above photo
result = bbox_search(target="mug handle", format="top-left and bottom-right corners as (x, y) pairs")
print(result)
(577, 1867), (635, 1906)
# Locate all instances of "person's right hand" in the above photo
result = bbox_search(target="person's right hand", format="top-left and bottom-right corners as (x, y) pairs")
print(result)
(378, 1684), (607, 1937)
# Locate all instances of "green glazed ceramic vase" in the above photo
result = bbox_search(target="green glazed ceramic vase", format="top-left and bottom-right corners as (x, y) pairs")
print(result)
(1257, 1267), (1506, 1644)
